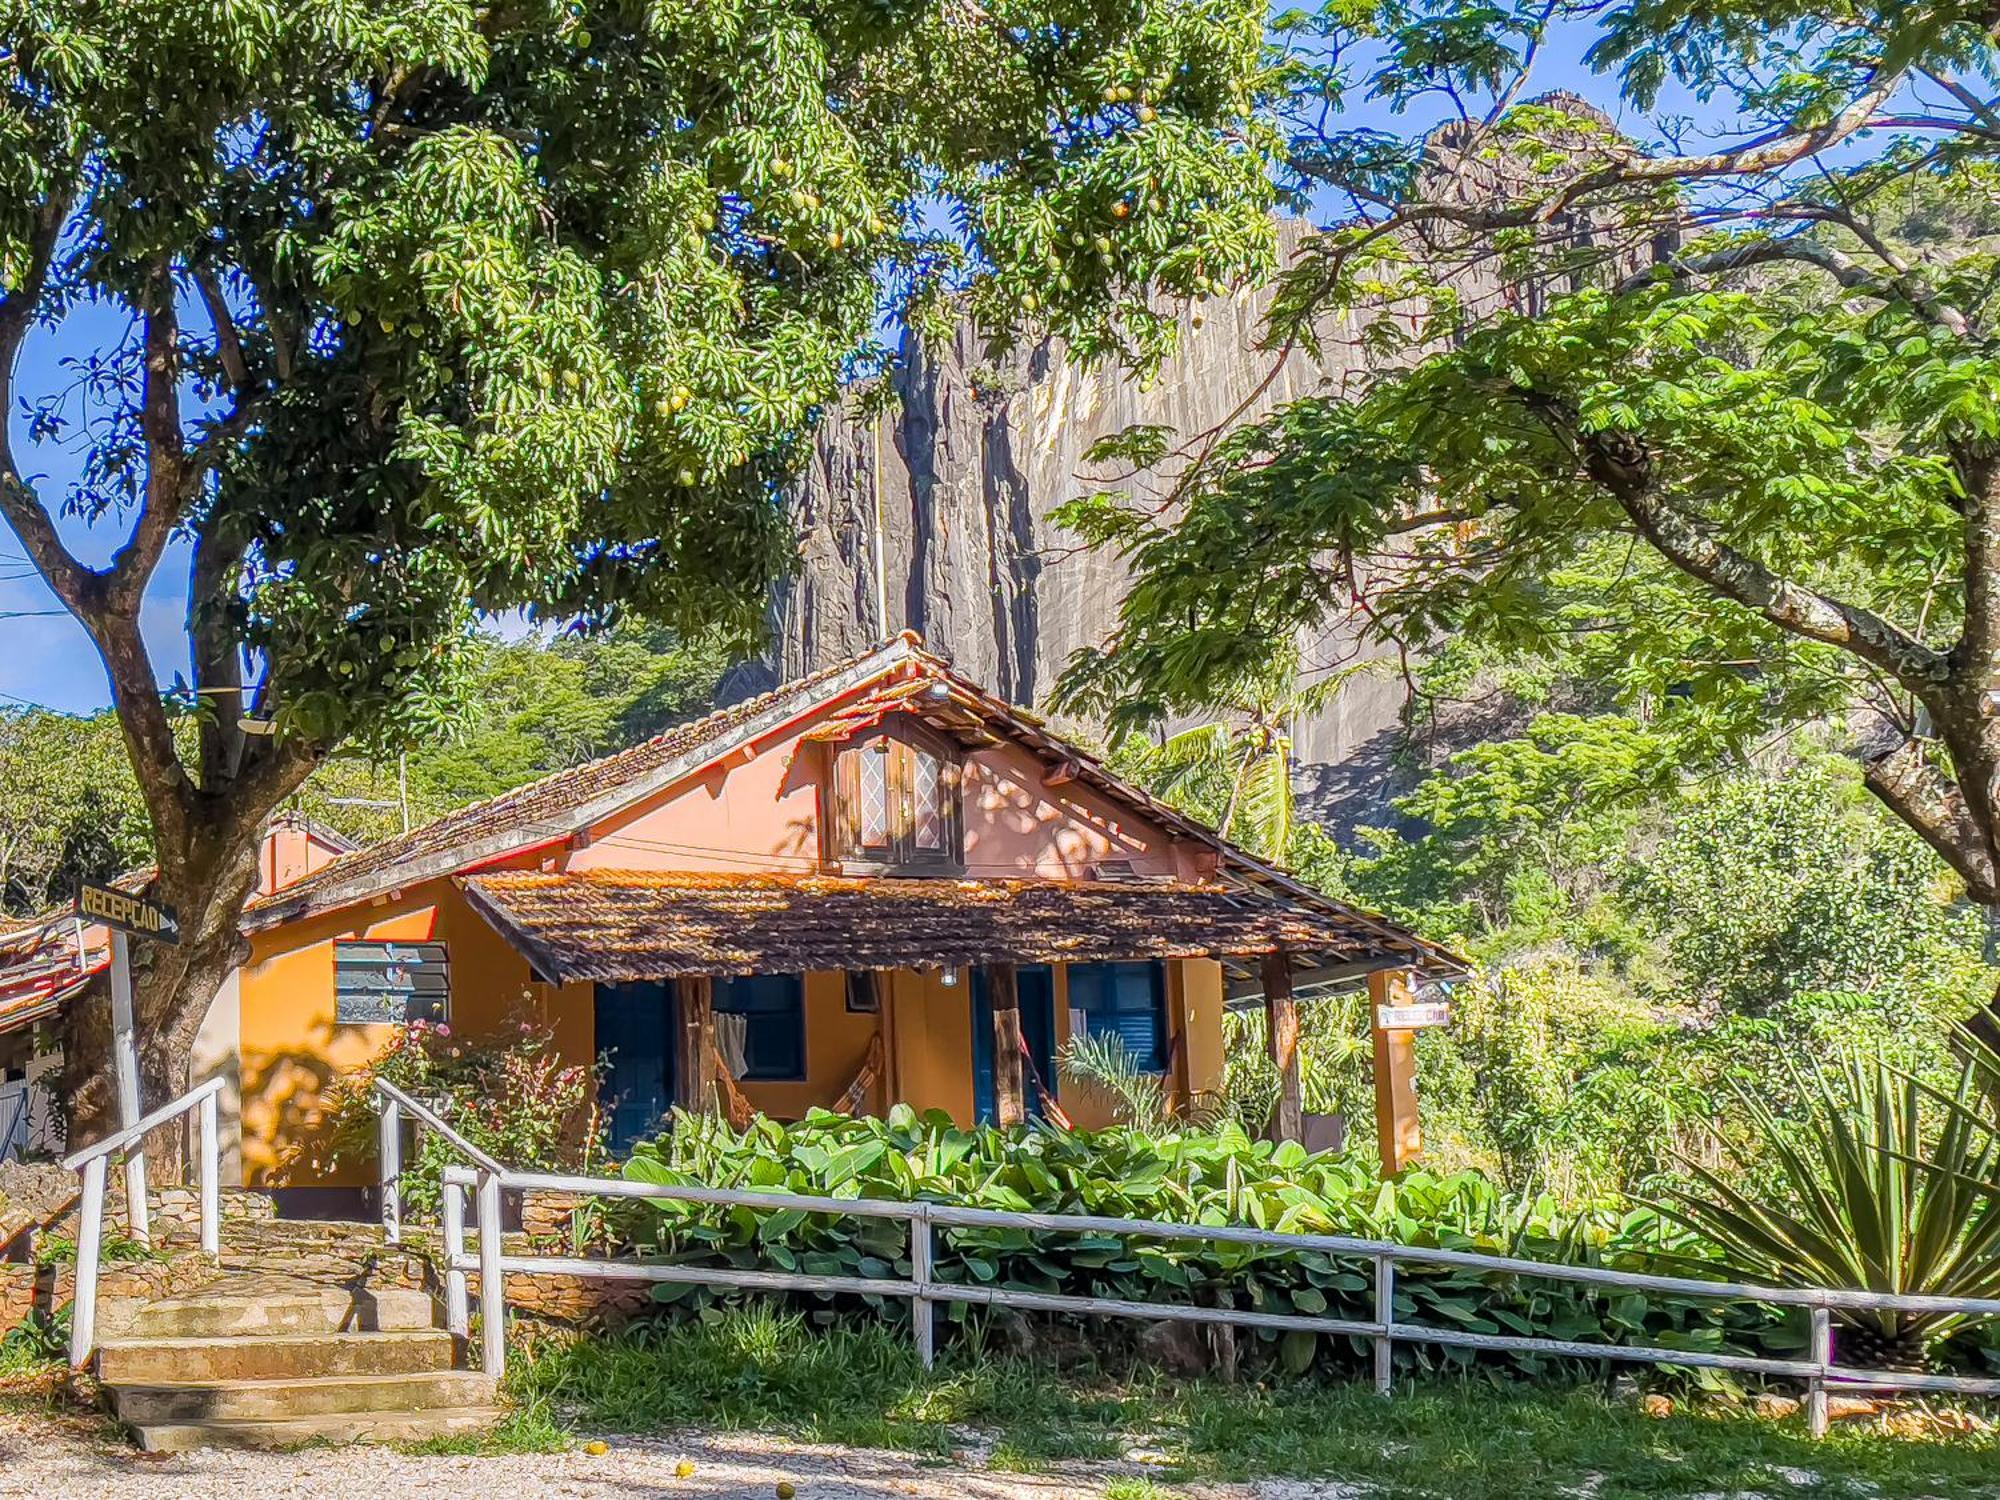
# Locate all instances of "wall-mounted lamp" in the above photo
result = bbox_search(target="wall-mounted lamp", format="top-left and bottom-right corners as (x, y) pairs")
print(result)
(939, 966), (959, 988)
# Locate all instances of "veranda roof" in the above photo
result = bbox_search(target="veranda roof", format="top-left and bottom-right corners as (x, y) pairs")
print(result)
(457, 869), (1460, 985)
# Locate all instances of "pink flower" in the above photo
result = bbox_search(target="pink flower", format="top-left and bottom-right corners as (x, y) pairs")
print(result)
(436, 1023), (452, 1037)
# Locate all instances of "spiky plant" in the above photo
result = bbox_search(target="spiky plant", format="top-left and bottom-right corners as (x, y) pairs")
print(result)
(1661, 1052), (2000, 1371)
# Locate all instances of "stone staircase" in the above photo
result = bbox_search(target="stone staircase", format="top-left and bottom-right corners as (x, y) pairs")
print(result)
(90, 1215), (499, 1452)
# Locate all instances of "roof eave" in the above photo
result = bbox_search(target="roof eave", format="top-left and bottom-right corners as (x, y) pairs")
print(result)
(243, 638), (922, 932)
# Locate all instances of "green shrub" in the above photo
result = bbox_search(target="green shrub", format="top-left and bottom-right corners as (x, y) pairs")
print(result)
(313, 1015), (603, 1217)
(1663, 1052), (2000, 1371)
(610, 1108), (1840, 1389)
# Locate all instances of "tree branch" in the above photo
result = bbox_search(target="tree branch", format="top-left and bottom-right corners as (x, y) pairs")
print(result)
(108, 260), (190, 611)
(1619, 230), (1973, 337)
(192, 265), (248, 390)
(1522, 396), (1955, 700)
(1862, 735), (1998, 902)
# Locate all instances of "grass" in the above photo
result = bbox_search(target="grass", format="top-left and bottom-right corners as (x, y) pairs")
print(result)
(483, 1306), (2000, 1499)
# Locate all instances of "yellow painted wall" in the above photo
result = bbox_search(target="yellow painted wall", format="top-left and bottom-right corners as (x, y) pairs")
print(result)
(736, 970), (882, 1119)
(237, 871), (589, 1186)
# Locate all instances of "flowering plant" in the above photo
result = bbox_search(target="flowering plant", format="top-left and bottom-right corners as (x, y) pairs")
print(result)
(314, 1013), (603, 1217)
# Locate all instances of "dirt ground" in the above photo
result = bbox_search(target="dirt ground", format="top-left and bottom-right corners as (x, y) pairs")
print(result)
(0, 1408), (1355, 1500)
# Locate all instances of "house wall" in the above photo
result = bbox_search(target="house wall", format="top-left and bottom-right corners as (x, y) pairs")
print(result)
(236, 876), (1226, 1179)
(236, 869), (587, 1187)
(563, 706), (1201, 881)
(232, 684), (1234, 1184)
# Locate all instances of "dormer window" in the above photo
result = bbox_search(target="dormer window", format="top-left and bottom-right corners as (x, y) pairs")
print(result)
(827, 716), (963, 871)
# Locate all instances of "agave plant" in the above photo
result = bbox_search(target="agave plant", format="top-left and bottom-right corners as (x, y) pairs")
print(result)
(1661, 1051), (2000, 1370)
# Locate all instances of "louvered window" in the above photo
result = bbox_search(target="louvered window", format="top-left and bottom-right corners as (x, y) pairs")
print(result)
(828, 717), (963, 871)
(1067, 960), (1168, 1073)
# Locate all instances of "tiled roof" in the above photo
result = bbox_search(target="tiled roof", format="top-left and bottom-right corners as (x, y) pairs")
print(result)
(246, 639), (913, 928)
(457, 869), (1457, 983)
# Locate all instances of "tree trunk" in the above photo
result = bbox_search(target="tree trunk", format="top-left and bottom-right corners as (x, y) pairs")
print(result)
(61, 820), (266, 1182)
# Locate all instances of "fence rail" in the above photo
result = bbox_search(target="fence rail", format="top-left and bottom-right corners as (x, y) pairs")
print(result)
(64, 1075), (223, 1367)
(434, 1163), (2000, 1438)
(373, 1078), (505, 1246)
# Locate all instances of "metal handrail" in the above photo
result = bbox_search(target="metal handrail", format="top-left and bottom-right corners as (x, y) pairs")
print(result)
(66, 1076), (224, 1367)
(440, 1161), (2000, 1439)
(371, 1078), (504, 1247)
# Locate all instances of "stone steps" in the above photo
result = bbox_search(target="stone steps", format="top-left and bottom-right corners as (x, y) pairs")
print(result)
(130, 1404), (504, 1455)
(114, 1368), (497, 1425)
(95, 1236), (499, 1451)
(98, 1328), (461, 1384)
(113, 1283), (438, 1341)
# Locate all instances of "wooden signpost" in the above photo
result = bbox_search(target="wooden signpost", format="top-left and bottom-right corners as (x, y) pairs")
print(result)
(75, 880), (181, 1244)
(1367, 969), (1449, 1177)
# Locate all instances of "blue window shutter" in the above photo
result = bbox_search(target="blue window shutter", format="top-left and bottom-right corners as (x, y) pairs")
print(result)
(1070, 960), (1167, 1073)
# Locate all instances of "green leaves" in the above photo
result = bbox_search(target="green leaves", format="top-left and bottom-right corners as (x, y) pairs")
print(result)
(1662, 1051), (2000, 1356)
(2, 0), (1278, 766)
(603, 1107), (1889, 1382)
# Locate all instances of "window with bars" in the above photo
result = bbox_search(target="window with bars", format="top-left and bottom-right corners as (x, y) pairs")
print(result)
(827, 716), (963, 870)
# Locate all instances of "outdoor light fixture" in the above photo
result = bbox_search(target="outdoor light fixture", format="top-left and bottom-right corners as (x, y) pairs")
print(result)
(940, 966), (959, 988)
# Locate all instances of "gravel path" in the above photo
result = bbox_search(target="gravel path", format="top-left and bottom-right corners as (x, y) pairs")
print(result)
(0, 1407), (1357, 1500)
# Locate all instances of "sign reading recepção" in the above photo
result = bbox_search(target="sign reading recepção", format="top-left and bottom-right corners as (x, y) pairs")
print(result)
(76, 880), (181, 946)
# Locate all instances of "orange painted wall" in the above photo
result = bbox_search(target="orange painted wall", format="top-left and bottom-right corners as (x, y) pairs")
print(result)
(230, 684), (1234, 1181)
(237, 869), (590, 1187)
(560, 699), (1196, 882)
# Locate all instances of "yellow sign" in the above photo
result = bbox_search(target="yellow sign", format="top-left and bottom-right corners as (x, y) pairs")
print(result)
(76, 880), (181, 945)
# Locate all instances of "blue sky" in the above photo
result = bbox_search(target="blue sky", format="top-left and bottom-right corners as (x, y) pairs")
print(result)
(0, 19), (1661, 717)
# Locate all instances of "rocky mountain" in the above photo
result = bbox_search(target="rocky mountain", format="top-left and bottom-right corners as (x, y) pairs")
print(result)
(744, 105), (1661, 830)
(736, 220), (1413, 827)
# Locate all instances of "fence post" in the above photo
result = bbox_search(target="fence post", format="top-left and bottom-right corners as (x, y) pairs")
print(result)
(379, 1095), (402, 1245)
(197, 1086), (220, 1256)
(443, 1177), (470, 1337)
(1807, 1305), (1831, 1439)
(477, 1168), (505, 1380)
(70, 1155), (107, 1368)
(1373, 1253), (1395, 1396)
(910, 1202), (935, 1371)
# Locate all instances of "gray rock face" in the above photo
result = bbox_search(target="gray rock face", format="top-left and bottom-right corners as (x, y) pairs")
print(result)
(754, 222), (1409, 809)
(755, 120), (1658, 829)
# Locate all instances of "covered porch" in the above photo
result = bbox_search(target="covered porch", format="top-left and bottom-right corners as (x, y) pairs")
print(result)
(457, 868), (1460, 1151)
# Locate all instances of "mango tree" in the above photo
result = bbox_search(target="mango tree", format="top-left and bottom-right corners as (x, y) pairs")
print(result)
(0, 0), (1278, 1134)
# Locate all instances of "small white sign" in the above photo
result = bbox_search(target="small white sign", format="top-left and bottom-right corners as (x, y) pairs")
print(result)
(1374, 1002), (1451, 1031)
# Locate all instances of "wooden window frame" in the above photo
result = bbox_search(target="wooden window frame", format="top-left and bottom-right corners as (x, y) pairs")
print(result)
(824, 716), (964, 874)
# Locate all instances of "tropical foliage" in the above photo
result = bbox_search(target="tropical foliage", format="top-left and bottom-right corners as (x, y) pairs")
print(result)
(600, 1107), (2000, 1385)
(1662, 1053), (2000, 1369)
(0, 710), (151, 917)
(1106, 690), (1992, 1199)
(1055, 1), (2000, 1059)
(311, 1015), (602, 1217)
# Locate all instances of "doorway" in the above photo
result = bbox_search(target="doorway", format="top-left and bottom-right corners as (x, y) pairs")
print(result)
(595, 980), (675, 1153)
(970, 964), (1056, 1124)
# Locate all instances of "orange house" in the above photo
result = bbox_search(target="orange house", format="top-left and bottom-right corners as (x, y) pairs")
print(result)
(209, 634), (1458, 1192)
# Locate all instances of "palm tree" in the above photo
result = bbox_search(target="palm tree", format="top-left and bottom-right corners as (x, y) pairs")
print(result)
(1126, 647), (1354, 863)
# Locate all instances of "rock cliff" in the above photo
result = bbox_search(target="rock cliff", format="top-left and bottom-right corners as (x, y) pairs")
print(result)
(750, 106), (1659, 827)
(745, 220), (1413, 824)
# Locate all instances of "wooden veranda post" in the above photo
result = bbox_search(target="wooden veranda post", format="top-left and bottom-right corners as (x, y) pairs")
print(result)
(987, 961), (1026, 1127)
(1368, 968), (1422, 1175)
(1262, 951), (1303, 1143)
(675, 975), (717, 1116)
